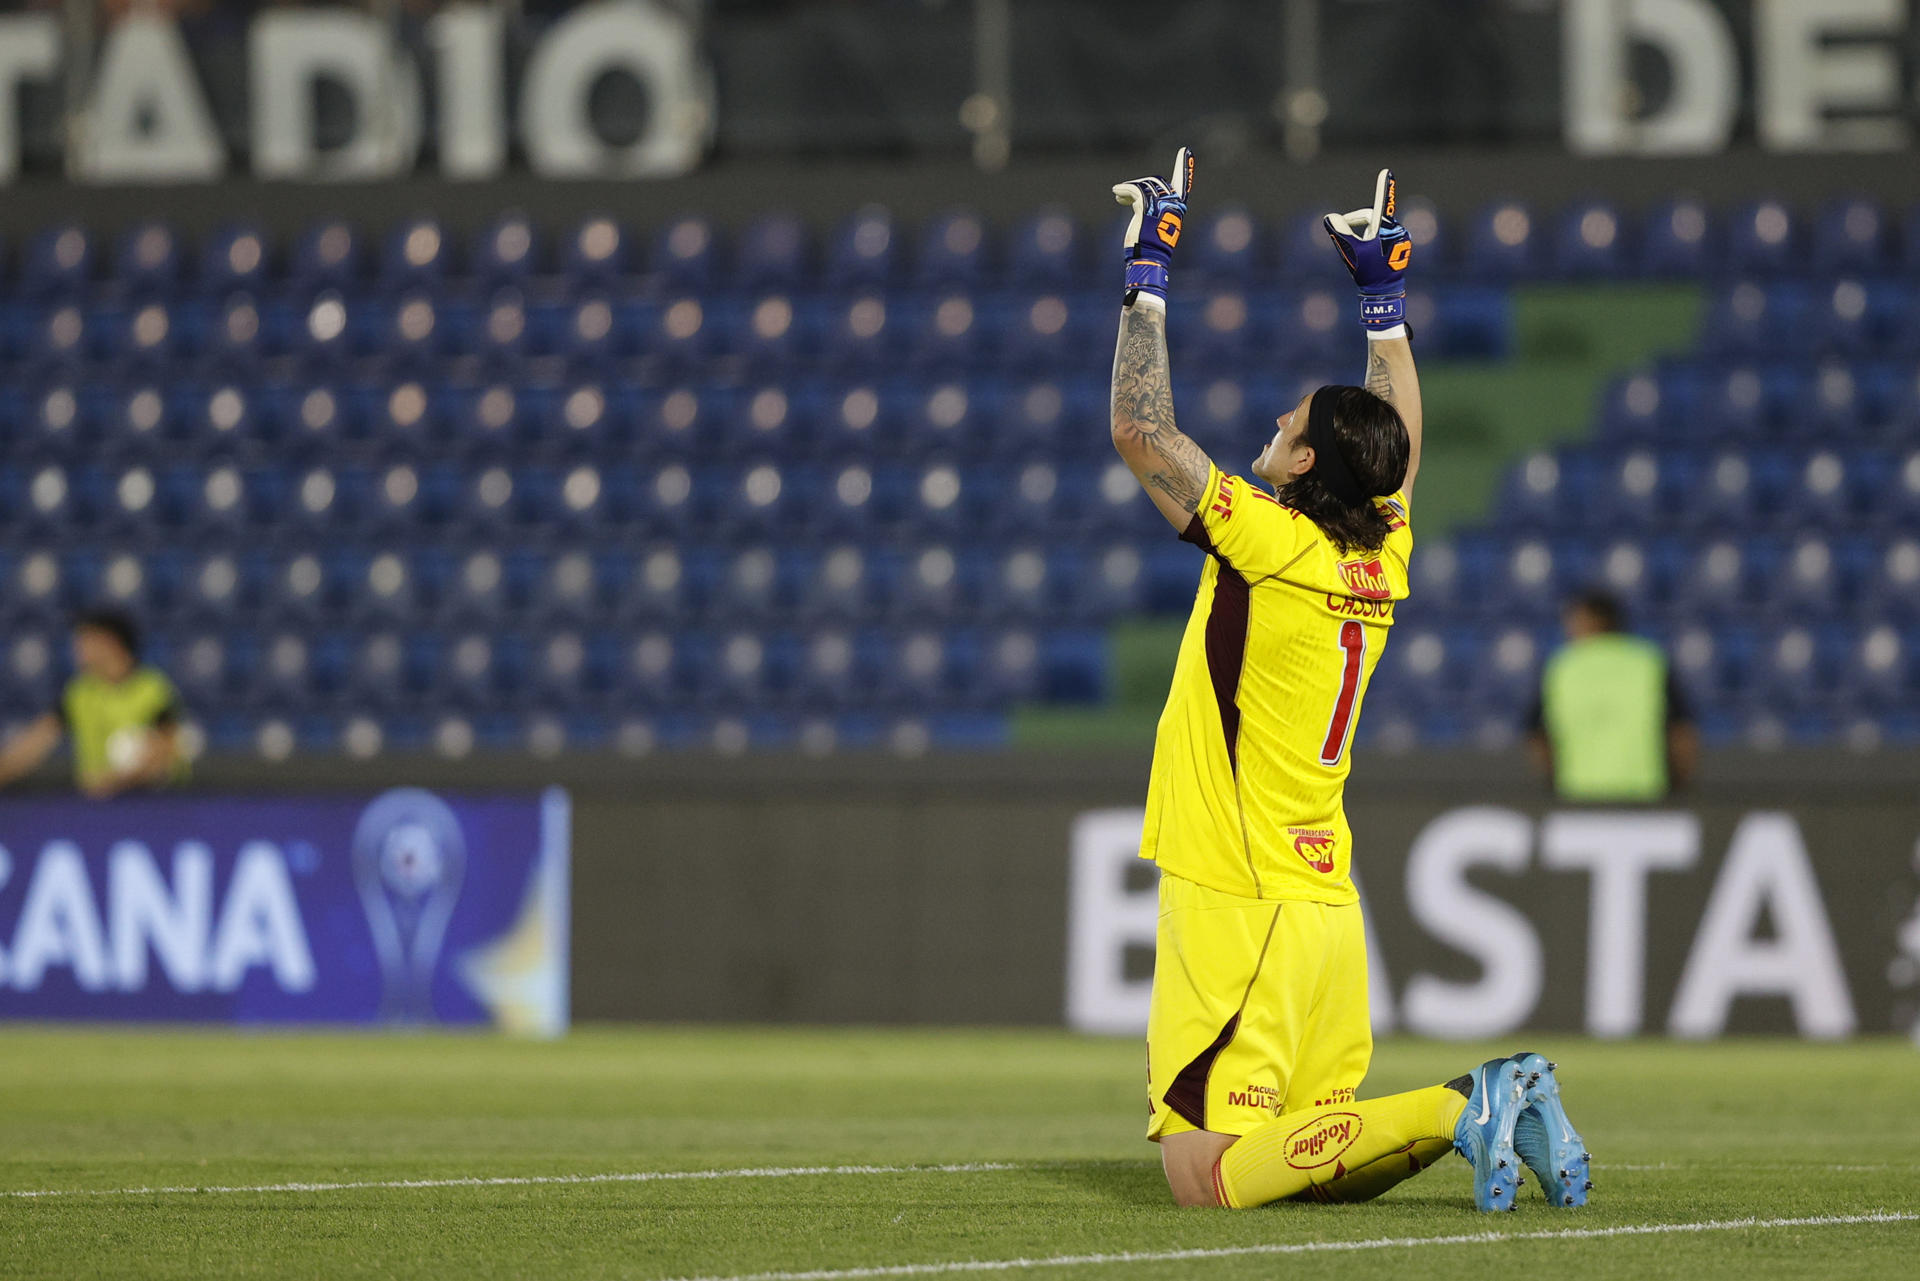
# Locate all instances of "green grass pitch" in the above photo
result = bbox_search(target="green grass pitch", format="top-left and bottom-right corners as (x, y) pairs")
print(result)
(1, 1028), (1915, 1279)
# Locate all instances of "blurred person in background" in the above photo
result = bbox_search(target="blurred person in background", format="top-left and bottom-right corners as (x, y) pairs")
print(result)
(0, 609), (188, 798)
(1527, 589), (1696, 802)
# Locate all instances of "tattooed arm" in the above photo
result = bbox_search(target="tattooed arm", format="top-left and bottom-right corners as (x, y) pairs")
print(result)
(1110, 303), (1216, 531)
(1363, 331), (1424, 498)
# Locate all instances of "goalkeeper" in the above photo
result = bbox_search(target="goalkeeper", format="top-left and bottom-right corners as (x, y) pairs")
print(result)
(1107, 151), (1592, 1211)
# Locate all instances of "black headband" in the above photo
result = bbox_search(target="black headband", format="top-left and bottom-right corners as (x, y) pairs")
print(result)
(1306, 385), (1366, 508)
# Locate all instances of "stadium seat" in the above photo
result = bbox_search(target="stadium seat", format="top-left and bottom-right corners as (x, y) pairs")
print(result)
(471, 212), (540, 284)
(916, 211), (990, 288)
(1640, 199), (1714, 277)
(735, 214), (811, 292)
(1007, 209), (1080, 289)
(1189, 207), (1262, 286)
(1725, 199), (1799, 276)
(827, 207), (896, 289)
(651, 215), (722, 290)
(1552, 200), (1630, 279)
(381, 216), (452, 286)
(289, 219), (362, 291)
(113, 221), (185, 293)
(201, 224), (271, 294)
(1274, 211), (1346, 284)
(561, 214), (630, 283)
(1811, 198), (1886, 276)
(22, 224), (93, 298)
(1463, 200), (1541, 279)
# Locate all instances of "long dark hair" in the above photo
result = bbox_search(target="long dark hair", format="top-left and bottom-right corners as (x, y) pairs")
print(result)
(1275, 386), (1410, 554)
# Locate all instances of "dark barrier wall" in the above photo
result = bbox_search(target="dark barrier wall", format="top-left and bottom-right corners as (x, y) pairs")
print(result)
(170, 750), (1920, 1037)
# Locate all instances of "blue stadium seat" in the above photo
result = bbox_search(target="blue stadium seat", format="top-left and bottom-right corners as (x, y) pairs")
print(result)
(1183, 291), (1255, 373)
(1702, 281), (1807, 358)
(1725, 199), (1799, 276)
(113, 221), (184, 293)
(822, 293), (897, 373)
(911, 291), (982, 372)
(737, 292), (807, 373)
(1640, 199), (1714, 277)
(793, 627), (864, 708)
(735, 214), (811, 292)
(1274, 211), (1346, 284)
(1007, 210), (1080, 289)
(1811, 197), (1885, 276)
(289, 219), (362, 292)
(1463, 200), (1541, 278)
(891, 544), (968, 621)
(561, 214), (630, 283)
(798, 544), (877, 621)
(916, 211), (990, 288)
(471, 212), (540, 284)
(380, 216), (451, 286)
(1189, 208), (1262, 285)
(22, 224), (93, 298)
(1552, 200), (1630, 279)
(651, 215), (722, 290)
(201, 224), (270, 295)
(827, 207), (896, 289)
(473, 288), (531, 365)
(881, 628), (956, 705)
(640, 295), (714, 373)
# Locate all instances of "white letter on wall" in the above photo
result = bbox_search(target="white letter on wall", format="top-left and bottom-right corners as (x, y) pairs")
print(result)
(250, 10), (420, 180)
(427, 3), (505, 179)
(1669, 813), (1855, 1038)
(520, 0), (712, 178)
(74, 14), (224, 182)
(1401, 807), (1543, 1038)
(0, 16), (59, 182)
(1065, 808), (1157, 1035)
(1757, 0), (1908, 151)
(109, 841), (212, 992)
(1541, 812), (1698, 1037)
(9, 843), (110, 991)
(1565, 0), (1739, 155)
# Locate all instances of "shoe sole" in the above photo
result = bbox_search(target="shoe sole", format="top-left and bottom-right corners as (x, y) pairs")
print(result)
(1514, 1052), (1592, 1208)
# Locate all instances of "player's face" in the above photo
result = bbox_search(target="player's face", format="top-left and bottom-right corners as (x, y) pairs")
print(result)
(1253, 394), (1316, 486)
(72, 628), (132, 681)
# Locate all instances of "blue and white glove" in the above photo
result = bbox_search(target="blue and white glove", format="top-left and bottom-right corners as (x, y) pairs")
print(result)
(1324, 168), (1411, 335)
(1112, 147), (1194, 310)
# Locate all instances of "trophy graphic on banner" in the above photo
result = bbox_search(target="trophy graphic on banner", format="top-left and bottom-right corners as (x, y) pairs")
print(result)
(351, 788), (468, 1024)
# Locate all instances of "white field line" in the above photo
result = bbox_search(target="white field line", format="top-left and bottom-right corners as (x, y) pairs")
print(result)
(5, 1157), (1913, 1201)
(1610, 1162), (1914, 1172)
(1, 1161), (1024, 1200)
(667, 1212), (1920, 1281)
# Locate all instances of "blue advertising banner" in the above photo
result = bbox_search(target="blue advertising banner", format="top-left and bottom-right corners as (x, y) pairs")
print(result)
(0, 787), (568, 1035)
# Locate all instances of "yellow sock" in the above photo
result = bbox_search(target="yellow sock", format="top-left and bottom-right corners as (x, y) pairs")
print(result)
(1288, 1138), (1457, 1203)
(1215, 1085), (1468, 1208)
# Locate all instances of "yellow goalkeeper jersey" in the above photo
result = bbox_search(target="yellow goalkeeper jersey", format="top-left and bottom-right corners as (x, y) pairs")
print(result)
(1139, 465), (1412, 904)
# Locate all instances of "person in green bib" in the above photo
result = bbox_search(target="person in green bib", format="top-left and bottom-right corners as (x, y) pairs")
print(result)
(1526, 591), (1697, 802)
(0, 609), (188, 797)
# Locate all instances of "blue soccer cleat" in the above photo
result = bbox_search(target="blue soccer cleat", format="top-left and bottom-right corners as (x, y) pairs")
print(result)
(1453, 1056), (1528, 1212)
(1511, 1052), (1593, 1208)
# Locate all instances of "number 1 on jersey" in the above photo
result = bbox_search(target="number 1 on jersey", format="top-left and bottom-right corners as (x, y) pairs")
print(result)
(1319, 620), (1366, 766)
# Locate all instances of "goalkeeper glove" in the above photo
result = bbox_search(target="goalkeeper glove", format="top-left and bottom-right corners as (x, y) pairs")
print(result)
(1112, 147), (1194, 310)
(1324, 168), (1412, 333)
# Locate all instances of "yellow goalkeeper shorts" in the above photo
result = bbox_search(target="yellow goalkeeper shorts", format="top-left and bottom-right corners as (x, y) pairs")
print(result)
(1146, 871), (1373, 1140)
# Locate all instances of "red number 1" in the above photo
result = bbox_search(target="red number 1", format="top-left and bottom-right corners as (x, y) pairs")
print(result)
(1319, 621), (1366, 766)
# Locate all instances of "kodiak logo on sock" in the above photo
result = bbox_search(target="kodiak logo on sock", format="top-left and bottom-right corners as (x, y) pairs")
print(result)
(1283, 1112), (1364, 1170)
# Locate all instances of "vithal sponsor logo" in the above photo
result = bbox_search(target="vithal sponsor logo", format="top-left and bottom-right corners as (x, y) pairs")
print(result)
(0, 839), (314, 994)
